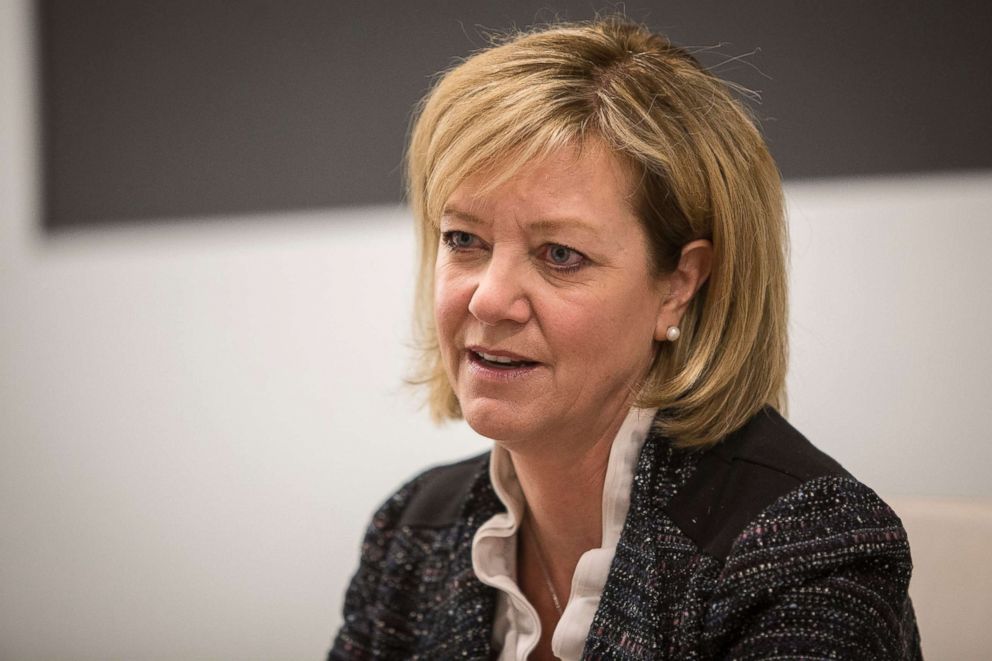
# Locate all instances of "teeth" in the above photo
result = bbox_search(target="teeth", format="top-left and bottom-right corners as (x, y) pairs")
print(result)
(477, 351), (518, 364)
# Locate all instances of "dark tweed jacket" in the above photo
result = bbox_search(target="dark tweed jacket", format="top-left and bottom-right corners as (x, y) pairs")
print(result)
(330, 408), (922, 659)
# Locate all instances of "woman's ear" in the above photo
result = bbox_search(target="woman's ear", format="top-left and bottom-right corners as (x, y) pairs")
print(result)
(654, 239), (713, 341)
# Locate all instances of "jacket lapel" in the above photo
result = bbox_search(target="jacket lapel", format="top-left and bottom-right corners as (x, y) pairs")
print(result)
(581, 430), (704, 658)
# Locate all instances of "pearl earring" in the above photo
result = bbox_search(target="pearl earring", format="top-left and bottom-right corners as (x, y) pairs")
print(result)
(665, 325), (681, 342)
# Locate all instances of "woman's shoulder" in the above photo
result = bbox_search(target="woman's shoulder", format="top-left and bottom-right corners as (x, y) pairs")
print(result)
(675, 409), (921, 657)
(663, 407), (900, 561)
(594, 410), (921, 657)
(368, 452), (492, 533)
(332, 453), (495, 659)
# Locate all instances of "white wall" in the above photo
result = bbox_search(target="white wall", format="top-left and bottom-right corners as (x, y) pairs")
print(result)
(2, 1), (990, 658)
(786, 174), (992, 498)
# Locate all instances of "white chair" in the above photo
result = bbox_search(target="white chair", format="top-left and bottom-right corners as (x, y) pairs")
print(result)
(888, 497), (992, 660)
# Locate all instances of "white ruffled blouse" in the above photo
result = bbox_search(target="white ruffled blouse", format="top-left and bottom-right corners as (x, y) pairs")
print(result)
(470, 407), (658, 660)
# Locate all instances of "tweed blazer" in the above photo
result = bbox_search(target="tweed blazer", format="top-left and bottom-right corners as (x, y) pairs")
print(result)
(330, 408), (922, 659)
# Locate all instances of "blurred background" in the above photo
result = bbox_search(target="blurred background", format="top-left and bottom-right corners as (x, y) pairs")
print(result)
(2, 1), (990, 658)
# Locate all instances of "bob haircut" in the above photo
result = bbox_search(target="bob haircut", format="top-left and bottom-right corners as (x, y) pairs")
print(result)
(406, 17), (788, 448)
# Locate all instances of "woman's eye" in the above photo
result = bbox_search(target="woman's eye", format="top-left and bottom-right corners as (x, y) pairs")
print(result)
(442, 230), (479, 250)
(542, 244), (586, 271)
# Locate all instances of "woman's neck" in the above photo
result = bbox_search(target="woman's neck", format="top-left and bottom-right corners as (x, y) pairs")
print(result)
(505, 403), (631, 580)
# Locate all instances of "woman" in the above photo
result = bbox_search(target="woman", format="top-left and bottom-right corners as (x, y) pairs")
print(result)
(331, 17), (921, 660)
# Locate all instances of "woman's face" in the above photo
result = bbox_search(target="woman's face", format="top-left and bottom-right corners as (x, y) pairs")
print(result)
(434, 141), (669, 447)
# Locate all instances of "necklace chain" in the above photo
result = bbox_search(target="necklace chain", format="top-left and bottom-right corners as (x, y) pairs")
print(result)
(525, 514), (564, 616)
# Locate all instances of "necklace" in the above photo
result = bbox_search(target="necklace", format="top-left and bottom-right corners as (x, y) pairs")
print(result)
(524, 515), (564, 616)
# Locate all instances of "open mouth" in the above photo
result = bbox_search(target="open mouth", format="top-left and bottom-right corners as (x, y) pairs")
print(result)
(468, 349), (538, 370)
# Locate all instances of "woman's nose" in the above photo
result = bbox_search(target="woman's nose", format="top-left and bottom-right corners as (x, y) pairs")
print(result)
(467, 253), (532, 326)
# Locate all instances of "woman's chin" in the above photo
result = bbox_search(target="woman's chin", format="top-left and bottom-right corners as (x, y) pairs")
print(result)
(461, 398), (540, 444)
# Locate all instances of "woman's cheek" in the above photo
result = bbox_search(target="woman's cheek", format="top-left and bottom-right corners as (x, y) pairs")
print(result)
(433, 268), (473, 345)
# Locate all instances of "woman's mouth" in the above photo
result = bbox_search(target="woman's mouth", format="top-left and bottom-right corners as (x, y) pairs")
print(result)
(469, 349), (537, 369)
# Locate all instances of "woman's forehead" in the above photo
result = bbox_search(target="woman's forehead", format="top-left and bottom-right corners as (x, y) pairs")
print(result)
(443, 139), (637, 215)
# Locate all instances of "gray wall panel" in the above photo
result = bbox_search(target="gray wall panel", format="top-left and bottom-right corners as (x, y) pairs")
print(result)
(39, 1), (992, 228)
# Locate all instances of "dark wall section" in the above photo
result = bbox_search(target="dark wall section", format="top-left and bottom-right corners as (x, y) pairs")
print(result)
(39, 1), (992, 229)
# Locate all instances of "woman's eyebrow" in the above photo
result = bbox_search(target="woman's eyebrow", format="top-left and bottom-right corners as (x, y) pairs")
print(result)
(441, 206), (604, 243)
(440, 207), (486, 225)
(529, 218), (602, 238)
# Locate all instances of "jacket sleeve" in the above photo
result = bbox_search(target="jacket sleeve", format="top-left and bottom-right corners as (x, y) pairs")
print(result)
(704, 475), (922, 660)
(328, 477), (421, 661)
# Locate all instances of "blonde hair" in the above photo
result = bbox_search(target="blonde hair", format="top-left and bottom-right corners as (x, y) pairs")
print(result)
(406, 17), (788, 447)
